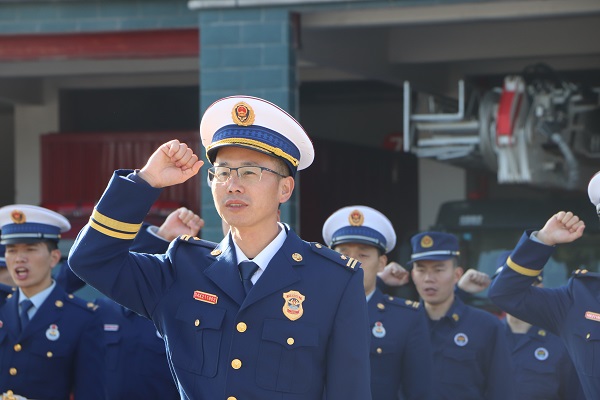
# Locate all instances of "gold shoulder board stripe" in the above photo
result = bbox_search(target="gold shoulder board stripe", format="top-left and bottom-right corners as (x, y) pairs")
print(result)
(346, 258), (359, 269)
(506, 257), (542, 277)
(89, 209), (142, 240)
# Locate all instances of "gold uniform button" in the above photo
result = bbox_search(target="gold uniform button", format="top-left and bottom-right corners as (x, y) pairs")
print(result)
(227, 397), (237, 400)
(56, 300), (64, 308)
(231, 359), (242, 369)
(287, 337), (295, 346)
(13, 344), (21, 352)
(587, 333), (591, 340)
(195, 319), (200, 327)
(47, 351), (53, 358)
(236, 322), (247, 333)
(6, 293), (12, 299)
(582, 269), (589, 274)
(315, 243), (322, 248)
(292, 253), (303, 262)
(211, 249), (222, 256)
(377, 303), (385, 310)
(68, 294), (74, 299)
(9, 367), (17, 375)
(376, 348), (383, 354)
(340, 255), (348, 260)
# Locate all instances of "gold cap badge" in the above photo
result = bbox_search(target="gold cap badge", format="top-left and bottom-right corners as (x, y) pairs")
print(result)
(232, 102), (255, 126)
(420, 235), (433, 248)
(348, 209), (364, 226)
(282, 290), (305, 321)
(10, 210), (25, 224)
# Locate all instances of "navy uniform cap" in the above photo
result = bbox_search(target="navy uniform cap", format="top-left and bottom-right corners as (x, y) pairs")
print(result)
(322, 206), (396, 254)
(200, 95), (315, 177)
(0, 204), (71, 245)
(409, 231), (459, 263)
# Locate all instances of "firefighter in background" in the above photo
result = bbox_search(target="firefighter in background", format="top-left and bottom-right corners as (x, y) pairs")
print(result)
(323, 205), (433, 400)
(458, 255), (585, 400)
(58, 206), (203, 399)
(409, 231), (515, 400)
(0, 245), (13, 307)
(0, 205), (104, 400)
(488, 174), (600, 398)
(68, 95), (372, 399)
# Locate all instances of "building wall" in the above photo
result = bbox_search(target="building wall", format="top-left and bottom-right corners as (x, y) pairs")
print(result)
(0, 1), (197, 34)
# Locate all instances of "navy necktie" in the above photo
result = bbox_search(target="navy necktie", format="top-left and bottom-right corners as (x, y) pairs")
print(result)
(19, 299), (34, 333)
(238, 261), (259, 296)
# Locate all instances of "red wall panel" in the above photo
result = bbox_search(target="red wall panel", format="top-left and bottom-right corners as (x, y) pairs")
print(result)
(41, 131), (201, 237)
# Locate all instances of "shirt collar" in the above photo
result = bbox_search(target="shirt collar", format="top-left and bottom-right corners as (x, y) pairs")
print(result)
(366, 289), (376, 302)
(233, 222), (288, 271)
(19, 280), (56, 310)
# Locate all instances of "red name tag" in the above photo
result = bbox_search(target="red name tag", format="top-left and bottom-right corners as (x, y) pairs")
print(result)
(194, 291), (218, 304)
(585, 311), (600, 322)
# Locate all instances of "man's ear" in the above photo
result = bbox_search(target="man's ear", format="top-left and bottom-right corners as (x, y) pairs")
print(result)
(49, 249), (61, 269)
(278, 177), (295, 203)
(454, 266), (464, 283)
(377, 254), (388, 273)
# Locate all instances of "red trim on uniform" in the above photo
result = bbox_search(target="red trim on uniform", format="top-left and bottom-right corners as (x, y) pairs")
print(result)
(0, 29), (199, 61)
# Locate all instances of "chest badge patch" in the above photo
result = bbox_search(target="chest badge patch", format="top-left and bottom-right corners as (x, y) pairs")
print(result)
(534, 347), (549, 361)
(46, 324), (60, 341)
(454, 332), (468, 347)
(282, 290), (305, 321)
(372, 321), (386, 338)
(585, 311), (600, 322)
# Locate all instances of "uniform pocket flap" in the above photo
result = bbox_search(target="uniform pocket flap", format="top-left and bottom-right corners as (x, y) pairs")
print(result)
(443, 347), (476, 361)
(262, 319), (318, 349)
(175, 301), (225, 331)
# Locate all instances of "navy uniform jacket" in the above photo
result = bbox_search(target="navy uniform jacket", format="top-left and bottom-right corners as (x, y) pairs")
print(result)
(68, 170), (372, 400)
(368, 289), (432, 400)
(0, 284), (11, 307)
(58, 224), (180, 400)
(96, 297), (179, 399)
(427, 297), (515, 400)
(489, 231), (600, 399)
(503, 321), (584, 400)
(0, 284), (105, 399)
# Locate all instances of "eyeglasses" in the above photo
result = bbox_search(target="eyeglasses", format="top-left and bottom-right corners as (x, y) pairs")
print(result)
(208, 165), (287, 184)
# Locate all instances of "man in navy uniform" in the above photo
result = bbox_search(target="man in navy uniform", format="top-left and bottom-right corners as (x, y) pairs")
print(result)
(488, 178), (600, 397)
(0, 205), (104, 400)
(323, 205), (433, 400)
(459, 255), (584, 400)
(69, 95), (372, 400)
(59, 206), (203, 399)
(409, 231), (514, 400)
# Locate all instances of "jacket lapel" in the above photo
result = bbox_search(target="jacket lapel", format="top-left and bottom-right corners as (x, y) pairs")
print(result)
(240, 231), (303, 310)
(204, 236), (245, 306)
(20, 285), (65, 340)
(0, 290), (21, 339)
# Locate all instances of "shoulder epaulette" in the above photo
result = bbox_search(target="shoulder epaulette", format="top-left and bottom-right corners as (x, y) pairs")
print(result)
(572, 269), (600, 278)
(176, 235), (218, 249)
(310, 242), (360, 271)
(381, 294), (421, 310)
(64, 294), (98, 312)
